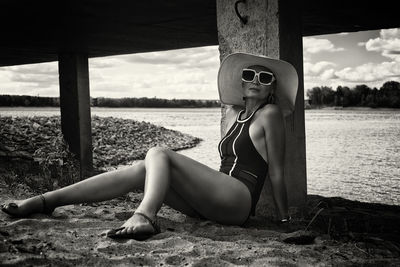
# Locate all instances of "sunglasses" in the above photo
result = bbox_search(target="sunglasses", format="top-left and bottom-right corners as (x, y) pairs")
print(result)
(241, 69), (276, 85)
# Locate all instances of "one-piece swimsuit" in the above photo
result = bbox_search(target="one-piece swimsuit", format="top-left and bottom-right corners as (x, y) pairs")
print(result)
(218, 104), (269, 216)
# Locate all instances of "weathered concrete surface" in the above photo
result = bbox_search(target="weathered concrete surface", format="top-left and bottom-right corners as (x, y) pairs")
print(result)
(278, 0), (307, 214)
(217, 0), (306, 218)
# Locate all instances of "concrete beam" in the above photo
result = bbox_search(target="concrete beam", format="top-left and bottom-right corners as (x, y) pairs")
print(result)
(217, 0), (306, 219)
(58, 53), (93, 179)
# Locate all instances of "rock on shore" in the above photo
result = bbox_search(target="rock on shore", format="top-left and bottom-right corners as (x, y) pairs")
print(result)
(0, 115), (201, 190)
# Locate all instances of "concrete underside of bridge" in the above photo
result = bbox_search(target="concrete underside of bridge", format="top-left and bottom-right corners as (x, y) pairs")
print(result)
(1, 0), (399, 67)
(1, 0), (399, 217)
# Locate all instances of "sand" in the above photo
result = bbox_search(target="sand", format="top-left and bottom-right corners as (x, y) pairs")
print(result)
(1, 181), (400, 266)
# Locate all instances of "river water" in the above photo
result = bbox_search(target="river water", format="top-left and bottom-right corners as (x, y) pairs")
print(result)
(1, 107), (399, 205)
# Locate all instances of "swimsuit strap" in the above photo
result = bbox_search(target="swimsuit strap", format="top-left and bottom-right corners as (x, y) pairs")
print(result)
(237, 102), (269, 123)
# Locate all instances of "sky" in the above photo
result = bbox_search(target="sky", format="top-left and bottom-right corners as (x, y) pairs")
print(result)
(0, 27), (399, 100)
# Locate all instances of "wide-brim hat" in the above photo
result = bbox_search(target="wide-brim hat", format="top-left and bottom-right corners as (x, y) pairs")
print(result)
(218, 52), (298, 117)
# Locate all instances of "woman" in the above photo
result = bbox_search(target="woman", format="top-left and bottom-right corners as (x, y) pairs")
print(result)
(1, 53), (298, 241)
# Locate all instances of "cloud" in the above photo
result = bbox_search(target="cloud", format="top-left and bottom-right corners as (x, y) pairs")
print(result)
(88, 46), (220, 99)
(381, 28), (400, 39)
(334, 61), (400, 83)
(304, 61), (338, 85)
(304, 61), (336, 76)
(303, 61), (339, 94)
(89, 58), (121, 69)
(3, 63), (58, 75)
(0, 62), (59, 90)
(303, 37), (345, 54)
(320, 69), (337, 80)
(364, 28), (400, 61)
(10, 73), (58, 87)
(119, 46), (219, 69)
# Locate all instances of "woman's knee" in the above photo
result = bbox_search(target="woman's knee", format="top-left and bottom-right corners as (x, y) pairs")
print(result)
(145, 146), (170, 161)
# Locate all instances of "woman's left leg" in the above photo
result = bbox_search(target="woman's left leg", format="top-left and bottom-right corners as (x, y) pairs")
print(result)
(113, 147), (252, 236)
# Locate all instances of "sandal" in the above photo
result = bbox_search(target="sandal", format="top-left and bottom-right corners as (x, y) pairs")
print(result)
(107, 212), (161, 241)
(278, 216), (292, 225)
(1, 194), (54, 217)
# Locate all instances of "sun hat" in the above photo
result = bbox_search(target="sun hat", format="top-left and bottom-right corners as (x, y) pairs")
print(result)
(218, 52), (299, 117)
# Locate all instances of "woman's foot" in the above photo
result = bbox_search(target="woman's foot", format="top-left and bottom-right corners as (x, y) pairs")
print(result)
(107, 211), (160, 240)
(1, 195), (54, 217)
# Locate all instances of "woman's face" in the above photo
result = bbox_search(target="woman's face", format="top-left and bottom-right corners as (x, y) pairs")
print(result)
(242, 65), (276, 101)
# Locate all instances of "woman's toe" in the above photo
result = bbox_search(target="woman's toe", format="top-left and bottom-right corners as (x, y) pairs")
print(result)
(118, 228), (128, 235)
(125, 227), (135, 235)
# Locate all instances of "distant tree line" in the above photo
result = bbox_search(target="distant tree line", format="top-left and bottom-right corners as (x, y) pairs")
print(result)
(92, 97), (220, 108)
(0, 95), (59, 107)
(306, 81), (400, 108)
(0, 95), (221, 108)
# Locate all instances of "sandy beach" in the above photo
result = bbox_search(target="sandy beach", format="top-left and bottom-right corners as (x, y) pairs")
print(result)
(1, 184), (400, 266)
(1, 116), (400, 266)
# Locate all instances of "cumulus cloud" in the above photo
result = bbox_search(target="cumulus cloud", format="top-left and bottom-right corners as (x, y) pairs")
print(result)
(4, 63), (58, 75)
(303, 37), (345, 54)
(335, 61), (400, 83)
(79, 45), (220, 99)
(0, 62), (59, 91)
(89, 58), (121, 69)
(304, 61), (336, 76)
(303, 61), (338, 94)
(338, 29), (400, 84)
(364, 28), (400, 61)
(304, 62), (337, 89)
(88, 46), (220, 99)
(120, 46), (219, 69)
(381, 28), (400, 39)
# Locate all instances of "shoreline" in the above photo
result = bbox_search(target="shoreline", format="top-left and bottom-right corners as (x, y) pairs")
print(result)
(305, 105), (400, 111)
(2, 105), (400, 112)
(0, 115), (201, 191)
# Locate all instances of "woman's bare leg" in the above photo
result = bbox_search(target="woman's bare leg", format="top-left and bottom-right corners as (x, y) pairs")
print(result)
(114, 147), (252, 236)
(2, 161), (146, 216)
(2, 160), (199, 218)
(47, 161), (146, 205)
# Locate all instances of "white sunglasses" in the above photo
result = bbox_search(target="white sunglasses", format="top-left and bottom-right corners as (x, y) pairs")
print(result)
(242, 69), (276, 85)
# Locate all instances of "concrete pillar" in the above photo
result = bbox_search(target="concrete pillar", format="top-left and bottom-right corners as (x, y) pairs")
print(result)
(217, 0), (306, 219)
(58, 53), (93, 179)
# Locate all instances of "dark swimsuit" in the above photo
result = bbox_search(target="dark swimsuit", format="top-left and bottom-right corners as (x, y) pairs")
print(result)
(218, 104), (269, 217)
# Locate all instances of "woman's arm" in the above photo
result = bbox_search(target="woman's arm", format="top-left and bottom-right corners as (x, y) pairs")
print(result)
(222, 105), (240, 136)
(261, 105), (289, 220)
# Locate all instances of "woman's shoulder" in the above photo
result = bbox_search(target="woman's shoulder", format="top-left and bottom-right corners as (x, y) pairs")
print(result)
(255, 104), (284, 129)
(258, 104), (283, 119)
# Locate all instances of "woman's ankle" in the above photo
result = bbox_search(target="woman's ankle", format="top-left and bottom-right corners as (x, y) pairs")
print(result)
(134, 209), (156, 221)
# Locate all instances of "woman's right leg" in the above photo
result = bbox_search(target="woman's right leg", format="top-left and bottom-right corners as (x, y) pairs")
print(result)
(45, 161), (147, 206)
(45, 159), (201, 217)
(1, 161), (146, 216)
(2, 160), (200, 218)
